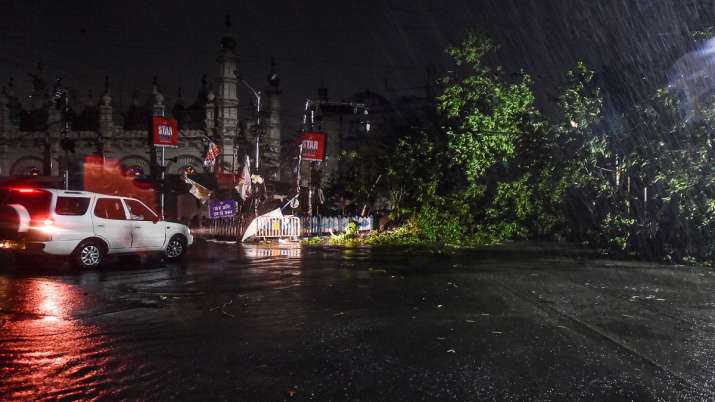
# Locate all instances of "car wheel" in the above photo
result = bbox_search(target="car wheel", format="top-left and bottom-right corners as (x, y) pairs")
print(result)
(164, 235), (186, 261)
(73, 241), (104, 270)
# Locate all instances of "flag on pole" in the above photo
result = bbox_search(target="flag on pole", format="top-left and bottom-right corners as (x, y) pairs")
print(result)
(235, 155), (252, 200)
(203, 141), (220, 168)
(182, 175), (212, 204)
(318, 187), (325, 205)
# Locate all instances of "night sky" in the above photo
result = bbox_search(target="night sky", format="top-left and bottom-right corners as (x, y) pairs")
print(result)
(2, 0), (715, 133)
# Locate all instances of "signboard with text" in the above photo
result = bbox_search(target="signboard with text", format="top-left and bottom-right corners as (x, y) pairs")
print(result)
(208, 200), (238, 219)
(300, 131), (326, 161)
(152, 116), (179, 148)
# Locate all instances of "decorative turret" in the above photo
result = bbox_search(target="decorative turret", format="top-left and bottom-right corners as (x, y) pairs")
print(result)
(76, 88), (98, 131)
(205, 83), (215, 133)
(0, 87), (10, 133)
(123, 88), (149, 130)
(132, 89), (141, 107)
(0, 86), (8, 176)
(5, 77), (20, 128)
(264, 57), (282, 182)
(6, 77), (15, 100)
(29, 62), (48, 110)
(267, 56), (280, 89)
(0, 88), (8, 108)
(172, 87), (186, 127)
(214, 14), (240, 173)
(151, 76), (165, 117)
(99, 76), (113, 134)
(85, 89), (96, 108)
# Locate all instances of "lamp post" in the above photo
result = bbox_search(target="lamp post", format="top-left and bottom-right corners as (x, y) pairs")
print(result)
(53, 77), (74, 190)
(234, 73), (262, 172)
(234, 73), (263, 218)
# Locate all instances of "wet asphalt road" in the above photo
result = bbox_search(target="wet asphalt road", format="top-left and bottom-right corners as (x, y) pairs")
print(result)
(1, 242), (715, 401)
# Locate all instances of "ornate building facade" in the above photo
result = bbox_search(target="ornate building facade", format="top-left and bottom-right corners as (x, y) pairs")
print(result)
(0, 18), (282, 219)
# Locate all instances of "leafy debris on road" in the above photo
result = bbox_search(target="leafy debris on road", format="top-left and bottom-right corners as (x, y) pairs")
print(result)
(209, 299), (235, 318)
(629, 295), (667, 303)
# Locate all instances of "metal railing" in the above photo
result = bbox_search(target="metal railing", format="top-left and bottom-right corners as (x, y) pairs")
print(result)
(193, 215), (375, 241)
(256, 216), (301, 239)
(192, 216), (245, 241)
(301, 216), (374, 236)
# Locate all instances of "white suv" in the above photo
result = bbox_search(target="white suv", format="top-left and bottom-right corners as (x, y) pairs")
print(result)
(0, 187), (193, 269)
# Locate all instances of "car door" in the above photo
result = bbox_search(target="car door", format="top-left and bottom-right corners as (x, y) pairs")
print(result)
(92, 197), (132, 251)
(123, 198), (165, 250)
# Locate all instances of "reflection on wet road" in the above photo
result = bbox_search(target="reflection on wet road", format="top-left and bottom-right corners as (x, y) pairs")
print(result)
(2, 243), (715, 400)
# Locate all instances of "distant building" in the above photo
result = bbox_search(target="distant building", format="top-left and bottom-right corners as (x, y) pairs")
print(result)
(0, 16), (282, 221)
(291, 83), (437, 215)
(297, 86), (436, 185)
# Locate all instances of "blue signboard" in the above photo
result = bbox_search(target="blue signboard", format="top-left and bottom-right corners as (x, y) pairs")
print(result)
(208, 200), (238, 219)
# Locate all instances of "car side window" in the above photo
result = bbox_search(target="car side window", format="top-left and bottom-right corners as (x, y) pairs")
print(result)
(56, 197), (91, 215)
(94, 198), (127, 220)
(124, 199), (158, 221)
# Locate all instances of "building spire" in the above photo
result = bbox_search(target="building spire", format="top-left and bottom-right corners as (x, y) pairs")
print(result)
(152, 75), (161, 94)
(220, 13), (237, 51)
(6, 76), (14, 98)
(267, 56), (280, 88)
(86, 88), (95, 107)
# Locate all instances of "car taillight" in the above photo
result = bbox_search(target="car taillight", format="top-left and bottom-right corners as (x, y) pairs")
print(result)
(28, 218), (60, 237)
(8, 187), (41, 194)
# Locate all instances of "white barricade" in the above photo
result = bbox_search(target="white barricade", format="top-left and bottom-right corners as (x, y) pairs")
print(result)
(256, 216), (301, 239)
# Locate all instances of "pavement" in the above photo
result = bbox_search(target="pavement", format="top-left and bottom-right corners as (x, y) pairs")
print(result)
(1, 242), (715, 401)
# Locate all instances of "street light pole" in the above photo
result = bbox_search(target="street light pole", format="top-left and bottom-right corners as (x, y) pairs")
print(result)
(63, 92), (70, 190)
(236, 76), (261, 172)
(235, 74), (262, 218)
(54, 78), (73, 190)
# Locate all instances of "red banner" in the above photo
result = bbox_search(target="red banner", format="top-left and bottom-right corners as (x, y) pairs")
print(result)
(301, 132), (326, 161)
(152, 116), (179, 148)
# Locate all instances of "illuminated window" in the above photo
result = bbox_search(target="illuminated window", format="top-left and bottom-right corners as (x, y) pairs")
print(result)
(183, 165), (196, 176)
(25, 167), (41, 176)
(124, 165), (144, 177)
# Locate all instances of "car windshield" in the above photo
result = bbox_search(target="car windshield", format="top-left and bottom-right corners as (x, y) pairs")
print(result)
(0, 188), (52, 220)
